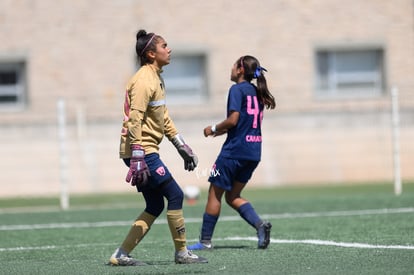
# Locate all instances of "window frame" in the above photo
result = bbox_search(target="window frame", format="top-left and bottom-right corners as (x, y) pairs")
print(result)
(0, 58), (27, 111)
(161, 50), (208, 105)
(314, 45), (386, 99)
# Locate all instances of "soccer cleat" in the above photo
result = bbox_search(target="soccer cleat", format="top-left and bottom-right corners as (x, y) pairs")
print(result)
(257, 221), (272, 249)
(175, 250), (208, 264)
(108, 255), (147, 266)
(187, 241), (213, 251)
(108, 247), (147, 266)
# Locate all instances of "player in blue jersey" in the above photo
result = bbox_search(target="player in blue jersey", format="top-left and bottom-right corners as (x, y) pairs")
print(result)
(188, 55), (276, 250)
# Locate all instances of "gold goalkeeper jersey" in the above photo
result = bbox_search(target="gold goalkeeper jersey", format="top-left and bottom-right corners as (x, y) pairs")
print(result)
(119, 64), (178, 158)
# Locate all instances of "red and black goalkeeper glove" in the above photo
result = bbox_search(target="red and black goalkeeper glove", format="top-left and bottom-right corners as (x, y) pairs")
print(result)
(125, 144), (150, 187)
(171, 134), (198, 171)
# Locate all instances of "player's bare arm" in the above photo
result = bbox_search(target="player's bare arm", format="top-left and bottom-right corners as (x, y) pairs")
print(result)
(204, 111), (240, 137)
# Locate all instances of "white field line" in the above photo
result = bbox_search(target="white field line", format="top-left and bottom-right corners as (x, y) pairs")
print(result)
(0, 207), (413, 252)
(1, 237), (414, 252)
(0, 243), (115, 252)
(219, 237), (414, 250)
(1, 207), (413, 231)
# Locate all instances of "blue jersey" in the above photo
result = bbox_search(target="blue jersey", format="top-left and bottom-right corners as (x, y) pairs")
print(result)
(219, 81), (264, 161)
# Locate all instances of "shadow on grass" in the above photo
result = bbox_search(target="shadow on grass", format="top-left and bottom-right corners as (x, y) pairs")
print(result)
(105, 260), (172, 266)
(142, 260), (173, 266)
(209, 245), (251, 250)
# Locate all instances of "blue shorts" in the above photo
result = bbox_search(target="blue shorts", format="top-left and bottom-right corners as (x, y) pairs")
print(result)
(124, 153), (173, 191)
(208, 156), (259, 191)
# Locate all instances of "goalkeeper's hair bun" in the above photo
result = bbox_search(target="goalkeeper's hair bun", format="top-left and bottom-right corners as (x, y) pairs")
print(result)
(136, 29), (147, 41)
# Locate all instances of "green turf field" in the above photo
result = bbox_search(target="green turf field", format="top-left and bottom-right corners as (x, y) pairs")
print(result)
(1, 183), (413, 274)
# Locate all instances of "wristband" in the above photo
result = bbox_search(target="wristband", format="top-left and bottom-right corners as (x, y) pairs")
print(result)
(172, 134), (186, 148)
(132, 148), (144, 157)
(211, 124), (217, 133)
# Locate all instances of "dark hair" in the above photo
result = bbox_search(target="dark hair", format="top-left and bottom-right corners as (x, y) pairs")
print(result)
(135, 29), (159, 65)
(238, 55), (276, 109)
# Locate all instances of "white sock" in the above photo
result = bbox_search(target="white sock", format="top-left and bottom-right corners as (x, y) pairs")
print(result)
(111, 247), (128, 258)
(176, 249), (188, 257)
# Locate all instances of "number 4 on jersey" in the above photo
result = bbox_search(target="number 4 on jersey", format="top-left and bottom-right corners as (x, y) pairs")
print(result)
(247, 95), (263, 129)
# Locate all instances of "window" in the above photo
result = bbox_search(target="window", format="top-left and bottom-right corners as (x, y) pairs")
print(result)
(162, 54), (207, 104)
(0, 61), (27, 110)
(315, 48), (385, 98)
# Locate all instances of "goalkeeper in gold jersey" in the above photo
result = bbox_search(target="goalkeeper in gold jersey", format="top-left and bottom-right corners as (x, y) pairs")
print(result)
(108, 29), (207, 266)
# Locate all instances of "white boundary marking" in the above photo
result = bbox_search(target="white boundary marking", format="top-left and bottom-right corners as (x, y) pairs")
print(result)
(219, 237), (414, 250)
(0, 243), (115, 252)
(1, 207), (413, 231)
(1, 207), (413, 252)
(1, 237), (413, 252)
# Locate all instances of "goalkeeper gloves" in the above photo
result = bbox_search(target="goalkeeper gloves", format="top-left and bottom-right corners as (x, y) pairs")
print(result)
(171, 134), (198, 171)
(126, 144), (150, 187)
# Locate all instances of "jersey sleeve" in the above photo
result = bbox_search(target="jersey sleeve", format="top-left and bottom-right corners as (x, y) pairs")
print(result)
(129, 79), (151, 112)
(127, 79), (152, 145)
(164, 106), (178, 140)
(228, 85), (243, 114)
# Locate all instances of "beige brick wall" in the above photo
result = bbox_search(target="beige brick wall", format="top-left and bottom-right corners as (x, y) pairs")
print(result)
(0, 0), (413, 197)
(0, 0), (413, 122)
(1, 111), (414, 198)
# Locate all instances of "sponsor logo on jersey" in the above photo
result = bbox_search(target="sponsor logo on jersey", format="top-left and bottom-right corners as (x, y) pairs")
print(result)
(246, 135), (262, 142)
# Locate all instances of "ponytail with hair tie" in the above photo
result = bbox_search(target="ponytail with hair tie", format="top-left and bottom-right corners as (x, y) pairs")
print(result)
(253, 66), (267, 79)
